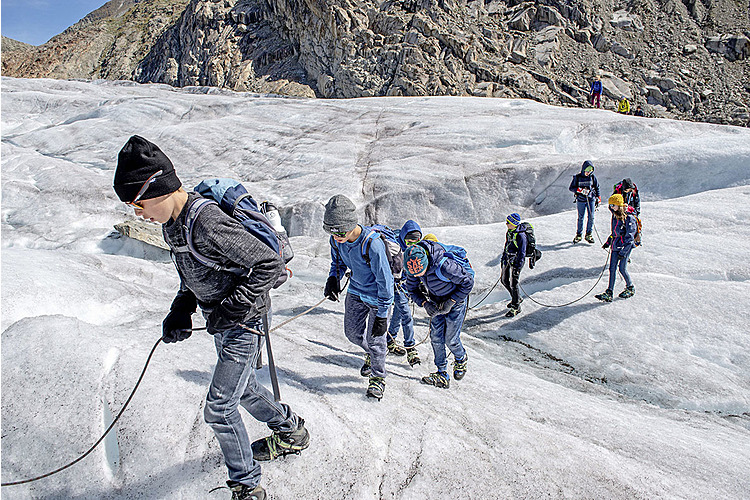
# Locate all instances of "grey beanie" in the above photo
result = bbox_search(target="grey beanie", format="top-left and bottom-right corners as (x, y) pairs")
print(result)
(323, 195), (358, 234)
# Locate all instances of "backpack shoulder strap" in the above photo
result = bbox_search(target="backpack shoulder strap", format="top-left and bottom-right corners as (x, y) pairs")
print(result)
(435, 255), (450, 282)
(174, 197), (241, 274)
(361, 229), (381, 264)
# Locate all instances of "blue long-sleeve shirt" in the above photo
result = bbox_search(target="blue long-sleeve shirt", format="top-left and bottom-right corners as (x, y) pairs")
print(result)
(608, 215), (638, 255)
(329, 225), (394, 317)
(404, 240), (474, 304)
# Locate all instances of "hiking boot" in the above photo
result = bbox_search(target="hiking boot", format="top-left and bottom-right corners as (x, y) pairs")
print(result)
(421, 371), (450, 389)
(573, 234), (582, 244)
(387, 339), (406, 356)
(251, 417), (310, 461)
(360, 354), (371, 377)
(453, 356), (468, 381)
(585, 233), (595, 244)
(506, 297), (523, 308)
(505, 306), (521, 317)
(618, 285), (635, 299)
(406, 346), (421, 366)
(595, 289), (613, 302)
(228, 482), (266, 500)
(366, 376), (385, 400)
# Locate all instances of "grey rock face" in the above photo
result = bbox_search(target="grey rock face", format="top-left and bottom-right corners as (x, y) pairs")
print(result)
(3, 0), (749, 126)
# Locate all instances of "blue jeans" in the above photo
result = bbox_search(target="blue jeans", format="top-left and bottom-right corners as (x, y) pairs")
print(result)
(205, 316), (297, 487)
(387, 283), (415, 347)
(428, 299), (468, 374)
(576, 198), (596, 235)
(344, 293), (388, 378)
(608, 250), (633, 290)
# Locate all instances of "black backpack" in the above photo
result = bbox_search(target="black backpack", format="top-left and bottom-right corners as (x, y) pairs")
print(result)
(517, 222), (542, 269)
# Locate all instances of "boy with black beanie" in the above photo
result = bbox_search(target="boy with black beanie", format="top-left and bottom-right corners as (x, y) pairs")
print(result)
(113, 135), (308, 500)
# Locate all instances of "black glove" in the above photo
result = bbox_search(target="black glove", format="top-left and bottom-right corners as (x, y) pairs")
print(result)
(436, 299), (455, 315)
(324, 276), (341, 302)
(207, 302), (246, 335)
(602, 241), (611, 249)
(372, 316), (388, 337)
(424, 301), (439, 317)
(162, 290), (197, 343)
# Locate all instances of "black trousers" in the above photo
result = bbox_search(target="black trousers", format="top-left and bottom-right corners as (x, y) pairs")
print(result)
(501, 263), (522, 307)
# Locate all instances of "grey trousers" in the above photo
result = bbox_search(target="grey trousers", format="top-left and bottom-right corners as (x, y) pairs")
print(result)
(344, 293), (388, 378)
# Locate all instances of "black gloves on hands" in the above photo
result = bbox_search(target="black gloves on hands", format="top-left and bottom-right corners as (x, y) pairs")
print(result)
(324, 276), (341, 302)
(372, 316), (388, 337)
(602, 241), (611, 249)
(162, 290), (197, 343)
(436, 299), (455, 315)
(423, 301), (439, 317)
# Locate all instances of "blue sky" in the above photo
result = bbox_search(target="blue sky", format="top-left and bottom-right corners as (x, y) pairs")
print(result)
(2, 0), (107, 45)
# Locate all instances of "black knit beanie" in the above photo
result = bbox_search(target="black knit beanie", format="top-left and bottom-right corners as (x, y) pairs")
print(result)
(113, 135), (182, 203)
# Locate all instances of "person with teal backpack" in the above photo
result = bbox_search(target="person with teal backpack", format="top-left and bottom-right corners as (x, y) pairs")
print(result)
(403, 239), (474, 389)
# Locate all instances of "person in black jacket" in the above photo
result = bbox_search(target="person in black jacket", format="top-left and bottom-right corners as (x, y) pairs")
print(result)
(113, 135), (308, 500)
(500, 213), (527, 317)
(568, 160), (601, 244)
(612, 178), (641, 216)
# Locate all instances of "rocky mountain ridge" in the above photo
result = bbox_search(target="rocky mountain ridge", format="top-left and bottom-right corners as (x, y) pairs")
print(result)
(2, 0), (748, 126)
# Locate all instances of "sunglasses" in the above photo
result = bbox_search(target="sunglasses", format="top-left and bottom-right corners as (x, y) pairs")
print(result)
(329, 230), (348, 238)
(125, 170), (162, 209)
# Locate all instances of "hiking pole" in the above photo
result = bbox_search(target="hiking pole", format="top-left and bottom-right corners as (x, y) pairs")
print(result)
(262, 312), (281, 402)
(1, 337), (163, 487)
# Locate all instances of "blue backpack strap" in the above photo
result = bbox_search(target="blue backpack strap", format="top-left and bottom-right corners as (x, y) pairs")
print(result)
(361, 229), (379, 264)
(435, 255), (450, 282)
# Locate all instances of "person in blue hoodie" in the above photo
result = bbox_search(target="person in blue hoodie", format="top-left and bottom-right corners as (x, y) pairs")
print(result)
(385, 220), (423, 367)
(569, 160), (601, 244)
(501, 213), (527, 317)
(403, 241), (474, 389)
(596, 194), (638, 302)
(322, 195), (394, 400)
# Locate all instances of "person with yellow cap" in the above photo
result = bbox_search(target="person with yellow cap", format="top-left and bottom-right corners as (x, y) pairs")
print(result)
(596, 194), (638, 302)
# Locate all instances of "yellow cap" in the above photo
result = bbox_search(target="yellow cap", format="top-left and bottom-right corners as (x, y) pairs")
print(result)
(608, 194), (626, 206)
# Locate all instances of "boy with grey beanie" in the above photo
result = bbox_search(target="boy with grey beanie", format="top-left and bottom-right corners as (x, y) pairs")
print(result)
(323, 194), (394, 400)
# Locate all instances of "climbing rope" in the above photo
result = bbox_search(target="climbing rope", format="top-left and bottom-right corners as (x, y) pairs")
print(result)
(2, 276), (352, 487)
(1, 337), (163, 487)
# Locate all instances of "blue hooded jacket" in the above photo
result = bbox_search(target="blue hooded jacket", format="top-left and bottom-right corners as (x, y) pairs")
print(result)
(398, 220), (422, 250)
(404, 240), (474, 305)
(608, 214), (638, 255)
(569, 162), (601, 203)
(329, 225), (394, 317)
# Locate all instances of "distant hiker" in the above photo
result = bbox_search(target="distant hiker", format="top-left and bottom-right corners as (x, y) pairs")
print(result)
(596, 194), (638, 302)
(633, 105), (645, 117)
(500, 213), (527, 317)
(114, 135), (308, 500)
(612, 178), (641, 217)
(323, 195), (394, 400)
(403, 240), (474, 389)
(589, 77), (603, 108)
(569, 160), (601, 244)
(617, 96), (631, 114)
(385, 219), (424, 367)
